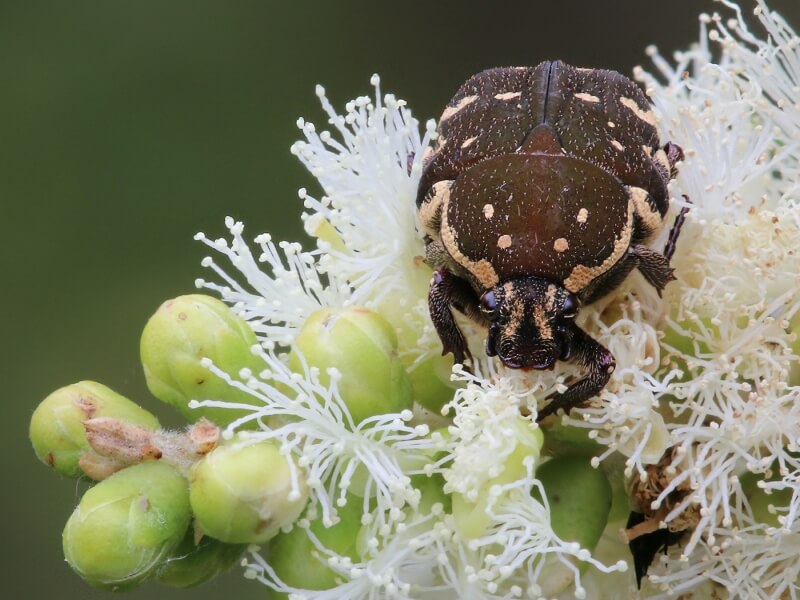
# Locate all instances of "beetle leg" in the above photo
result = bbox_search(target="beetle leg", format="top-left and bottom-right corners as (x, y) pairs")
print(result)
(428, 268), (480, 366)
(537, 325), (615, 421)
(423, 239), (449, 270)
(631, 198), (691, 294)
(630, 245), (675, 295)
(663, 196), (691, 263)
(663, 142), (684, 178)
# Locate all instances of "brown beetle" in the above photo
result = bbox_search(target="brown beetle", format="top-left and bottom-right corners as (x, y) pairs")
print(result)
(417, 61), (687, 419)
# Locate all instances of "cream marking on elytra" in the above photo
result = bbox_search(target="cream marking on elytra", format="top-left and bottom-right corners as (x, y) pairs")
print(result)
(553, 237), (569, 253)
(574, 92), (601, 103)
(482, 203), (495, 219)
(642, 145), (653, 157)
(418, 180), (452, 239)
(494, 91), (522, 101)
(440, 95), (478, 121)
(607, 121), (616, 128)
(441, 194), (500, 288)
(611, 140), (625, 152)
(629, 186), (664, 238)
(620, 97), (657, 127)
(577, 207), (589, 224)
(564, 199), (634, 292)
(497, 234), (512, 249)
(461, 136), (478, 149)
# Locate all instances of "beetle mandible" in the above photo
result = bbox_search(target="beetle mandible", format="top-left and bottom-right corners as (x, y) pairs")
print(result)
(416, 61), (688, 420)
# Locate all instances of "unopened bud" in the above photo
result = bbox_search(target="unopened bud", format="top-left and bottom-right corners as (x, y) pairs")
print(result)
(290, 307), (412, 424)
(157, 528), (245, 588)
(140, 294), (264, 425)
(452, 418), (543, 539)
(534, 456), (612, 596)
(266, 497), (363, 594)
(29, 381), (159, 479)
(406, 353), (457, 414)
(189, 439), (308, 544)
(62, 462), (191, 590)
(537, 455), (611, 552)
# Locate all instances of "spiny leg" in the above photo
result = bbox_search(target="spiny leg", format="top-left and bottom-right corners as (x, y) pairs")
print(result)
(428, 268), (482, 366)
(536, 325), (615, 421)
(629, 245), (675, 295)
(663, 195), (691, 263)
(631, 196), (691, 294)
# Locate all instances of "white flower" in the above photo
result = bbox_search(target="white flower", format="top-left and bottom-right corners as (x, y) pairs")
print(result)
(291, 77), (441, 365)
(189, 2), (800, 597)
(192, 348), (436, 537)
(194, 218), (350, 347)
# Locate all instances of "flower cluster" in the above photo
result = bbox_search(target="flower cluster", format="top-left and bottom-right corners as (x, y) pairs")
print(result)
(29, 1), (800, 598)
(192, 2), (800, 596)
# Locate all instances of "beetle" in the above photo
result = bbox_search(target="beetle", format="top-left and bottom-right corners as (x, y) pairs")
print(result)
(416, 61), (688, 420)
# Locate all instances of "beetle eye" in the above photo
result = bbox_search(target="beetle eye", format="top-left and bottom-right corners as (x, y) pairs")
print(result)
(480, 291), (497, 318)
(561, 294), (579, 319)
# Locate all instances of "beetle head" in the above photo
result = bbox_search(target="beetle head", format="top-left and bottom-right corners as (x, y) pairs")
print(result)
(480, 277), (578, 370)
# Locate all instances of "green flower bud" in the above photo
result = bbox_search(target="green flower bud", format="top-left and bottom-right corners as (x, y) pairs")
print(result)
(189, 439), (308, 544)
(289, 307), (412, 424)
(265, 499), (363, 596)
(452, 418), (544, 539)
(534, 456), (613, 597)
(29, 381), (159, 479)
(62, 462), (191, 591)
(542, 419), (603, 458)
(406, 353), (457, 414)
(411, 471), (451, 515)
(157, 529), (245, 588)
(536, 456), (612, 552)
(140, 294), (264, 426)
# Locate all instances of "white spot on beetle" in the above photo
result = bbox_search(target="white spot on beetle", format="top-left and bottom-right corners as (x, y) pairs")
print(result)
(441, 95), (478, 121)
(608, 121), (616, 128)
(620, 96), (657, 127)
(495, 91), (522, 101)
(577, 208), (588, 224)
(482, 204), (495, 219)
(574, 92), (601, 103)
(553, 238), (569, 253)
(611, 140), (625, 152)
(497, 234), (512, 249)
(642, 145), (653, 157)
(461, 136), (478, 149)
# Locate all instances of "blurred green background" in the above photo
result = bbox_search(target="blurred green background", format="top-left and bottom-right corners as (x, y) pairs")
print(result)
(4, 1), (798, 598)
